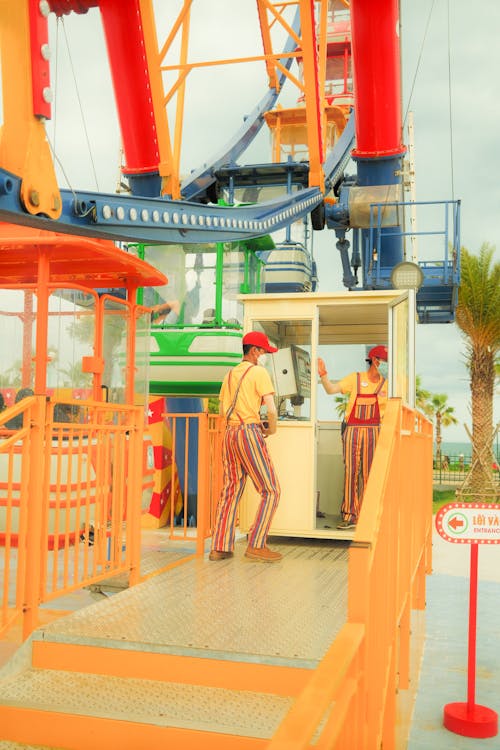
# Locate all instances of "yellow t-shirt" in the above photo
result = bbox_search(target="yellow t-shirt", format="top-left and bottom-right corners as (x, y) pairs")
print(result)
(220, 362), (275, 425)
(338, 371), (388, 421)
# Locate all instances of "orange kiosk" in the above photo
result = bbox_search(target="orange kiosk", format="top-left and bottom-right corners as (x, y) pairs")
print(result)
(0, 222), (171, 548)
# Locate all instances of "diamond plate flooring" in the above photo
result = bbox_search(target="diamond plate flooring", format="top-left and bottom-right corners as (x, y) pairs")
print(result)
(0, 535), (349, 745)
(32, 537), (349, 668)
(0, 668), (293, 738)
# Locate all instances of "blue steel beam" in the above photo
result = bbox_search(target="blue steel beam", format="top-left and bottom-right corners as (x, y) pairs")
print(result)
(0, 169), (322, 244)
(323, 111), (355, 190)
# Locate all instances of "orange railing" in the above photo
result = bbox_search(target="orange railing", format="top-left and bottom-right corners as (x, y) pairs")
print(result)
(0, 396), (144, 640)
(152, 412), (225, 557)
(1, 405), (224, 638)
(0, 396), (42, 640)
(268, 400), (433, 750)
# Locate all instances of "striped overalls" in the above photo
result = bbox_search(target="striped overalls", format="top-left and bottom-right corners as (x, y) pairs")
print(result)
(341, 373), (385, 524)
(211, 367), (281, 552)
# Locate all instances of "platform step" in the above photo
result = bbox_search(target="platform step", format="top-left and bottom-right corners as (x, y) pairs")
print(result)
(31, 640), (310, 696)
(0, 667), (293, 749)
(0, 539), (348, 749)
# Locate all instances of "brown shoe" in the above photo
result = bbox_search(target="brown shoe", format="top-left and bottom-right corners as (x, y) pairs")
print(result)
(244, 546), (282, 563)
(208, 550), (233, 561)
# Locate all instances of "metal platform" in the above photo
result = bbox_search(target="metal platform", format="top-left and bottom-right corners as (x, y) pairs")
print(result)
(0, 536), (349, 745)
(30, 536), (349, 667)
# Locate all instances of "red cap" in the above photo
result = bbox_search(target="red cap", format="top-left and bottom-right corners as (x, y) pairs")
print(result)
(367, 345), (388, 362)
(242, 331), (278, 353)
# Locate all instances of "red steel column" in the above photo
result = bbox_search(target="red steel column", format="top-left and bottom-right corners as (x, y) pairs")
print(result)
(350, 0), (404, 157)
(98, 0), (159, 176)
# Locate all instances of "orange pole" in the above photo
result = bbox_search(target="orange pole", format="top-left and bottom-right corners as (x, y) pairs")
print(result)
(128, 405), (144, 587)
(93, 295), (104, 401)
(196, 413), (209, 556)
(22, 395), (45, 639)
(34, 251), (49, 393)
(21, 290), (34, 387)
(125, 285), (136, 406)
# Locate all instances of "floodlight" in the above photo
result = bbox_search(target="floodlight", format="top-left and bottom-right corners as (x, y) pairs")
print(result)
(390, 261), (424, 290)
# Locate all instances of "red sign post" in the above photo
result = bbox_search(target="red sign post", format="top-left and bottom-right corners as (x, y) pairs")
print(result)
(435, 503), (499, 739)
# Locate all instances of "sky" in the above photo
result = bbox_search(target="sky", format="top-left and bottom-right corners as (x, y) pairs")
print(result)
(33, 1), (500, 443)
(398, 0), (500, 444)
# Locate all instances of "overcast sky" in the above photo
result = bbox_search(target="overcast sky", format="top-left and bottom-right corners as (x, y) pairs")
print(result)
(41, 0), (499, 443)
(399, 0), (499, 443)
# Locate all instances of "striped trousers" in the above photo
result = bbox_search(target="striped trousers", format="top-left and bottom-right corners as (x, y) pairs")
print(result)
(341, 424), (380, 523)
(211, 424), (281, 552)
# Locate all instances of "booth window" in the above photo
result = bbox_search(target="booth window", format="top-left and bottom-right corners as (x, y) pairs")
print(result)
(253, 319), (312, 421)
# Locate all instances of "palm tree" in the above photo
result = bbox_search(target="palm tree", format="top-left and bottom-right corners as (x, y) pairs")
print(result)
(455, 244), (500, 496)
(416, 374), (432, 418)
(426, 393), (458, 466)
(334, 393), (349, 420)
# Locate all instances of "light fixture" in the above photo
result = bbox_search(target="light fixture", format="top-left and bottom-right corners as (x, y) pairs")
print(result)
(390, 261), (424, 290)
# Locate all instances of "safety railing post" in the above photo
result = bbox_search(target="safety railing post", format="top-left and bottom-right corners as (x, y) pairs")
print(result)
(128, 406), (144, 587)
(196, 412), (209, 557)
(22, 396), (46, 640)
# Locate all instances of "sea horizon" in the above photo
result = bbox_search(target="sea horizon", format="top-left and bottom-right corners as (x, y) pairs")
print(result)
(439, 440), (500, 459)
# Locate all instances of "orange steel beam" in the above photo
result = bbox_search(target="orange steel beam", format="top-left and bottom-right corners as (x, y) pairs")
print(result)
(256, 0), (302, 91)
(255, 0), (328, 189)
(297, 0), (324, 191)
(33, 641), (310, 696)
(256, 1), (279, 90)
(160, 51), (298, 77)
(22, 396), (45, 639)
(196, 412), (209, 556)
(0, 1), (61, 218)
(0, 1), (326, 202)
(155, 0), (330, 194)
(172, 3), (191, 197)
(137, 0), (179, 197)
(0, 706), (269, 750)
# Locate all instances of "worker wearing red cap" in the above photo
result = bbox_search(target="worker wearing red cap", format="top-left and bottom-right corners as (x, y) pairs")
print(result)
(210, 331), (282, 562)
(318, 345), (388, 529)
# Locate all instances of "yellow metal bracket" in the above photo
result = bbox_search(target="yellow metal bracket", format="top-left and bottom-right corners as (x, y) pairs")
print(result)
(20, 120), (62, 219)
(0, 1), (62, 219)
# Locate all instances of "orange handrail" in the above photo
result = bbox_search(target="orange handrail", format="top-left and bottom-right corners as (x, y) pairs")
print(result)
(268, 400), (433, 749)
(0, 397), (144, 640)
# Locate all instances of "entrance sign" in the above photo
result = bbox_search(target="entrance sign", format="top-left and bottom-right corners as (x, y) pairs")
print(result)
(436, 502), (500, 544)
(436, 503), (499, 739)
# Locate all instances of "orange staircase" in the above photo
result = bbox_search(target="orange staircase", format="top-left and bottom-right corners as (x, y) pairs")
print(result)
(0, 538), (348, 749)
(0, 400), (433, 749)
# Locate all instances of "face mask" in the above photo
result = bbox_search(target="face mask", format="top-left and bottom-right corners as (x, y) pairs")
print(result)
(378, 361), (388, 379)
(257, 353), (268, 367)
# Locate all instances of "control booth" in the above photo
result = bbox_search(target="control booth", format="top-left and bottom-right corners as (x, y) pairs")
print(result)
(239, 290), (416, 539)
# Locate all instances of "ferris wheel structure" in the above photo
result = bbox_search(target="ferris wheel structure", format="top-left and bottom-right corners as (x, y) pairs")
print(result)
(0, 0), (459, 323)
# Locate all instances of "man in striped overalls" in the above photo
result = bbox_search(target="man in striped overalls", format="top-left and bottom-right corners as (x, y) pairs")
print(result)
(318, 345), (388, 530)
(210, 331), (282, 563)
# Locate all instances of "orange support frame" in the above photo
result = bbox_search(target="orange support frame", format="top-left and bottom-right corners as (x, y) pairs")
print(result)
(0, 1), (334, 201)
(0, 1), (61, 218)
(0, 223), (166, 640)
